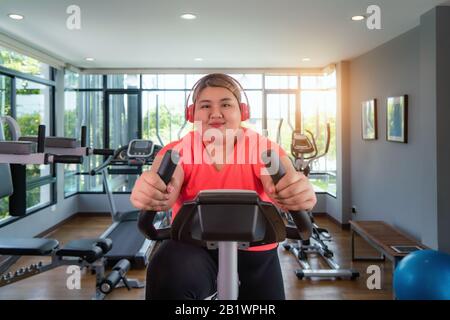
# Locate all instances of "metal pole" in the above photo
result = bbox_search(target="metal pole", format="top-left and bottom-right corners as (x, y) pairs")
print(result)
(217, 241), (239, 300)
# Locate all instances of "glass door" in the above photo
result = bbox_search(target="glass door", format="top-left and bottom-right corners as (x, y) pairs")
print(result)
(106, 92), (140, 149)
(105, 92), (141, 192)
(264, 92), (297, 152)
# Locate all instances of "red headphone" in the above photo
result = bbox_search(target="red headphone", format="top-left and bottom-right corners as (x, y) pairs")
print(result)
(185, 75), (250, 123)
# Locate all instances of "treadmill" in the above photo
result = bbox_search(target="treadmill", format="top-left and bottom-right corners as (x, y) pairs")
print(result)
(92, 139), (167, 269)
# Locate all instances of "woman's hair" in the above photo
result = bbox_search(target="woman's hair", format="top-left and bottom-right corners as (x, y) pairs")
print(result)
(192, 73), (242, 104)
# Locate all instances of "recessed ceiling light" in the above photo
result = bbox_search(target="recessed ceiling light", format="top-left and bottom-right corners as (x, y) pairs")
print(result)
(85, 57), (95, 61)
(351, 15), (365, 21)
(180, 13), (197, 20)
(302, 58), (311, 62)
(194, 58), (203, 61)
(8, 13), (24, 20)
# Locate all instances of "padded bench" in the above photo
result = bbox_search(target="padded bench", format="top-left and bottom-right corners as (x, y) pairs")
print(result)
(0, 238), (112, 263)
(350, 220), (427, 270)
(19, 136), (81, 148)
(56, 238), (112, 263)
(0, 238), (59, 256)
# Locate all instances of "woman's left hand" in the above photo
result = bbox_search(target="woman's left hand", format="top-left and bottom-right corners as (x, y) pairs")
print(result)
(261, 156), (317, 212)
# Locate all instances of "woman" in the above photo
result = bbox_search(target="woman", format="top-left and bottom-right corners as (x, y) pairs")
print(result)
(130, 73), (317, 299)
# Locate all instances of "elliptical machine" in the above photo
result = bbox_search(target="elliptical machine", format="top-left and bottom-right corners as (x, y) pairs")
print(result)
(283, 123), (359, 280)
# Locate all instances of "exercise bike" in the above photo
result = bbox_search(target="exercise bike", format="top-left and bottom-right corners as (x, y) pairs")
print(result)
(283, 124), (359, 280)
(137, 150), (313, 300)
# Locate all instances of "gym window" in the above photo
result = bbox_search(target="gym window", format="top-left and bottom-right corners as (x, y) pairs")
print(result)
(0, 47), (56, 221)
(0, 46), (51, 80)
(63, 72), (337, 197)
(0, 74), (11, 220)
(64, 72), (104, 195)
(300, 71), (337, 196)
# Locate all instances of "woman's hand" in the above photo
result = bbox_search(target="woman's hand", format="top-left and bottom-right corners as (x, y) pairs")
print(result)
(260, 156), (317, 212)
(130, 171), (172, 212)
(130, 154), (184, 212)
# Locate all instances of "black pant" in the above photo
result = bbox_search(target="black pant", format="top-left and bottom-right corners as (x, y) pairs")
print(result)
(146, 240), (285, 300)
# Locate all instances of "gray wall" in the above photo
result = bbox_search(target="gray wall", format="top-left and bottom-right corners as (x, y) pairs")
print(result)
(349, 26), (423, 241)
(435, 7), (450, 253)
(326, 62), (351, 224)
(349, 6), (450, 252)
(418, 9), (438, 251)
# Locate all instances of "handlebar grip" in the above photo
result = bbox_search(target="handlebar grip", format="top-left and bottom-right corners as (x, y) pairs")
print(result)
(137, 211), (171, 240)
(81, 126), (87, 147)
(51, 155), (84, 164)
(157, 150), (180, 184)
(137, 150), (180, 240)
(261, 149), (285, 185)
(99, 259), (131, 294)
(93, 148), (114, 156)
(37, 125), (46, 153)
(289, 211), (313, 240)
(90, 156), (113, 175)
(262, 150), (313, 240)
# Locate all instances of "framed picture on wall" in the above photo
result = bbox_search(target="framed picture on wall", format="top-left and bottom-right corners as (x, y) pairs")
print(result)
(386, 95), (408, 143)
(361, 99), (377, 140)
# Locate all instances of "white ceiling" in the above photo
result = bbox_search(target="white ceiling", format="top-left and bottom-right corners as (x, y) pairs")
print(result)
(0, 0), (448, 69)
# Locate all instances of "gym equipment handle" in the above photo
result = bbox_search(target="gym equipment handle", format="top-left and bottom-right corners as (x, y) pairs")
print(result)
(99, 259), (130, 294)
(90, 156), (113, 175)
(90, 146), (126, 175)
(81, 126), (87, 148)
(50, 154), (84, 164)
(92, 148), (114, 156)
(37, 125), (46, 153)
(138, 150), (179, 240)
(262, 150), (313, 240)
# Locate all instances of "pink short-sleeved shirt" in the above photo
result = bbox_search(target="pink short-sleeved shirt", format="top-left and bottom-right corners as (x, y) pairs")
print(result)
(157, 127), (286, 251)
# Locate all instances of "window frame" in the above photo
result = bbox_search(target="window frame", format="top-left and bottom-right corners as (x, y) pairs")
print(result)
(63, 72), (336, 197)
(0, 59), (57, 225)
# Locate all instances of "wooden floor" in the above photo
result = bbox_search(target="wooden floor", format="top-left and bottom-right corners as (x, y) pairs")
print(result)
(0, 214), (393, 300)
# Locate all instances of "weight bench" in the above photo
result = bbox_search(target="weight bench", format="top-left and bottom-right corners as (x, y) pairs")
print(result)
(350, 220), (427, 270)
(0, 117), (140, 299)
(0, 237), (111, 298)
(0, 237), (142, 299)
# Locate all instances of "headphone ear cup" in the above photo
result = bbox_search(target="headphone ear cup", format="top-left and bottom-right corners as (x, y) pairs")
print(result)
(186, 104), (195, 123)
(240, 103), (250, 121)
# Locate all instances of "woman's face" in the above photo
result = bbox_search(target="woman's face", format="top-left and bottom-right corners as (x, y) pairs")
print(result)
(194, 86), (242, 136)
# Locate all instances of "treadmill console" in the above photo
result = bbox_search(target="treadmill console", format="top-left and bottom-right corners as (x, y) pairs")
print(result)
(127, 139), (154, 159)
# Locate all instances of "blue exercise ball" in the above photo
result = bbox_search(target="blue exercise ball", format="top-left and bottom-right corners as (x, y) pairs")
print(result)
(394, 249), (450, 300)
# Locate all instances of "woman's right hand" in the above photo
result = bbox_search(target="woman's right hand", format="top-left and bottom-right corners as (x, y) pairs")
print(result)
(130, 154), (184, 212)
(130, 171), (172, 212)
